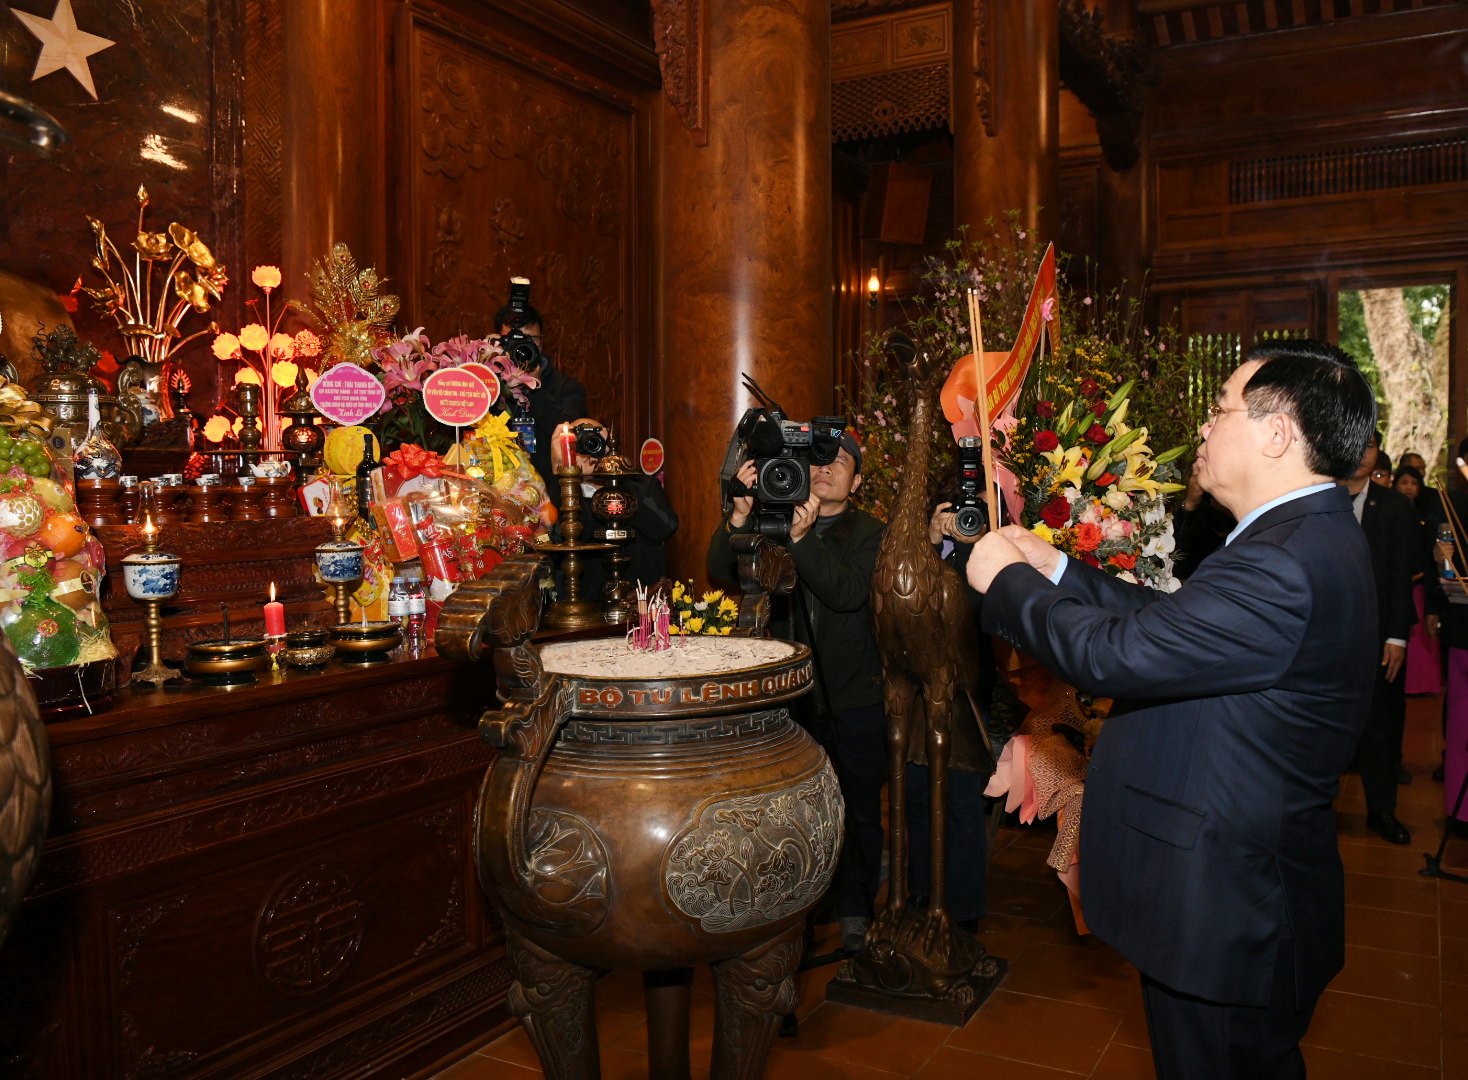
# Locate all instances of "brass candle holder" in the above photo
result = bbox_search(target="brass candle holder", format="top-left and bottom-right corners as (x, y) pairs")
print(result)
(121, 508), (182, 686)
(537, 463), (615, 632)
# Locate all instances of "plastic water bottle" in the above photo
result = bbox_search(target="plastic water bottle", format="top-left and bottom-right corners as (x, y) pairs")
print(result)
(1438, 523), (1457, 580)
(403, 566), (427, 651)
(387, 574), (409, 631)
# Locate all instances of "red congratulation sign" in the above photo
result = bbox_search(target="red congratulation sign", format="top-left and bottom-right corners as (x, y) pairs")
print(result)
(456, 363), (501, 406)
(422, 367), (492, 427)
(310, 363), (387, 426)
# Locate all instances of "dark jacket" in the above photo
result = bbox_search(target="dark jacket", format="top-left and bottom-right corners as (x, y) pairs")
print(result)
(1358, 483), (1419, 642)
(707, 505), (884, 716)
(523, 356), (587, 487)
(983, 486), (1375, 1008)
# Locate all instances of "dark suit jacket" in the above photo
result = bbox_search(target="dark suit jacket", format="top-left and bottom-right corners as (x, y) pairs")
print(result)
(983, 486), (1375, 1008)
(1358, 483), (1419, 643)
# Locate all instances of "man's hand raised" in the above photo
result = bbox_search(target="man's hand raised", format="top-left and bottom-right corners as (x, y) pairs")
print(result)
(965, 531), (1028, 593)
(994, 525), (1062, 579)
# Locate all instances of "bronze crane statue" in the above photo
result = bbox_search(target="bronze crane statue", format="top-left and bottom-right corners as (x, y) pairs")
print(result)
(828, 350), (1004, 1023)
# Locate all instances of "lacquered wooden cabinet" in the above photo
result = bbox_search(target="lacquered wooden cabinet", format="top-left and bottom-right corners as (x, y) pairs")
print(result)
(0, 652), (512, 1079)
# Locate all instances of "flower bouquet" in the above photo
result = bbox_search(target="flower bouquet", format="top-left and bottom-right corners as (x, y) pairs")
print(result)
(1002, 372), (1187, 590)
(368, 329), (540, 453)
(667, 582), (739, 635)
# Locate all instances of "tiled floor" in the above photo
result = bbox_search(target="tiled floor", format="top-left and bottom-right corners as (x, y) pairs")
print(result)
(436, 694), (1468, 1079)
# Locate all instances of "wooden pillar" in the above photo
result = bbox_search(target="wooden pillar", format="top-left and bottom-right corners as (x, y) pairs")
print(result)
(953, 0), (1059, 243)
(280, 0), (387, 298)
(655, 0), (833, 585)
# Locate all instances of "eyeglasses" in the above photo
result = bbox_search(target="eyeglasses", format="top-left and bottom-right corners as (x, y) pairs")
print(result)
(1205, 402), (1249, 422)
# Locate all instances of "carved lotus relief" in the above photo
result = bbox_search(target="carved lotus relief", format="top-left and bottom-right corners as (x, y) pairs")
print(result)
(665, 764), (843, 934)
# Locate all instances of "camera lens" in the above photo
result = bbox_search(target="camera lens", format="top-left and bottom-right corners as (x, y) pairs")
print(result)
(759, 458), (806, 502)
(953, 505), (985, 538)
(575, 428), (607, 456)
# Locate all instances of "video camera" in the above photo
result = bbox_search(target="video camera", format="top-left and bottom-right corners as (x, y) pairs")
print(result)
(953, 436), (987, 538)
(719, 374), (846, 538)
(500, 276), (542, 371)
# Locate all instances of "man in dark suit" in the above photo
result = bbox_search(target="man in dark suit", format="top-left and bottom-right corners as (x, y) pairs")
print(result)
(1344, 431), (1419, 844)
(966, 340), (1378, 1080)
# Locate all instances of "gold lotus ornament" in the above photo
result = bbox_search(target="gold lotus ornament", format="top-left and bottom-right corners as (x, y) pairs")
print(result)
(78, 185), (227, 420)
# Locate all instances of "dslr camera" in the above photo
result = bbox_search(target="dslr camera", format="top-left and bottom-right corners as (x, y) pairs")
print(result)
(572, 422), (608, 458)
(952, 436), (987, 538)
(719, 374), (846, 538)
(500, 276), (542, 371)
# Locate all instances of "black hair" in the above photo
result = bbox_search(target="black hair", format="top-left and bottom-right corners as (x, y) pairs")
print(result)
(493, 303), (542, 330)
(1375, 449), (1392, 473)
(1242, 338), (1377, 480)
(1394, 465), (1424, 486)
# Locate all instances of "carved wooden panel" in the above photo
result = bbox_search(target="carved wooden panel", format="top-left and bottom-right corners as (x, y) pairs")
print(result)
(243, 0), (285, 275)
(396, 9), (649, 445)
(0, 653), (510, 1078)
(107, 801), (468, 1077)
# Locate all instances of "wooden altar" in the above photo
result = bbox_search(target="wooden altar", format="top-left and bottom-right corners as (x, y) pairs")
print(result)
(0, 651), (514, 1079)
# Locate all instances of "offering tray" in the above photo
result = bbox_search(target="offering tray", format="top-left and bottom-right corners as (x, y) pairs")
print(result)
(184, 637), (270, 686)
(329, 621), (401, 665)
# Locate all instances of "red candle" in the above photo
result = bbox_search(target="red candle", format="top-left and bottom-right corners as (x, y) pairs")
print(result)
(263, 581), (286, 637)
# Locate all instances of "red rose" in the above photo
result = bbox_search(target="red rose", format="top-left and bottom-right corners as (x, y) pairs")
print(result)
(1034, 429), (1060, 452)
(1040, 496), (1071, 528)
(1080, 378), (1100, 397)
(1081, 552), (1101, 568)
(1109, 552), (1137, 571)
(1096, 471), (1118, 487)
(1037, 400), (1056, 418)
(1092, 401), (1107, 417)
(1075, 522), (1103, 552)
(1085, 423), (1109, 444)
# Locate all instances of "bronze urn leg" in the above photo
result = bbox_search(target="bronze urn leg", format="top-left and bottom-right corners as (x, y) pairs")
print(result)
(708, 924), (804, 1080)
(506, 926), (601, 1080)
(644, 967), (694, 1080)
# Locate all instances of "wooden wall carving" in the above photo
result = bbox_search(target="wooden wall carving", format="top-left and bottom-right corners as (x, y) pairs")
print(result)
(397, 9), (648, 444)
(650, 0), (708, 144)
(831, 3), (952, 141)
(973, 0), (995, 137)
(242, 0), (285, 276)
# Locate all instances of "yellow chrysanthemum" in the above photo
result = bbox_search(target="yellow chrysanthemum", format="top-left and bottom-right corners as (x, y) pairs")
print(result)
(1031, 522), (1056, 544)
(718, 597), (739, 616)
(701, 590), (722, 604)
(685, 616), (705, 634)
(672, 581), (687, 601)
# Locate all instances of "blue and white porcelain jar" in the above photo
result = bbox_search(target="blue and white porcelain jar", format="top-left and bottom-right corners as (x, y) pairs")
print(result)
(315, 540), (365, 583)
(122, 551), (182, 600)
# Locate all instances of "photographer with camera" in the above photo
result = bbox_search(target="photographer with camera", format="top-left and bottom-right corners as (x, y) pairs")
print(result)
(706, 427), (886, 952)
(494, 278), (587, 487)
(565, 418), (679, 598)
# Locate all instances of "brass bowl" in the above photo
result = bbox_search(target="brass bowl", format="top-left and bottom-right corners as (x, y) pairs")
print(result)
(329, 622), (401, 665)
(283, 644), (335, 669)
(286, 628), (330, 649)
(185, 638), (270, 685)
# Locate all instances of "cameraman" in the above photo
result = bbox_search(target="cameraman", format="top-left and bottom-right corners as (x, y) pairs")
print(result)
(705, 432), (886, 952)
(494, 299), (587, 487)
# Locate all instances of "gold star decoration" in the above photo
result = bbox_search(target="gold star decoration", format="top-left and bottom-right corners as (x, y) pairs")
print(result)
(11, 0), (115, 101)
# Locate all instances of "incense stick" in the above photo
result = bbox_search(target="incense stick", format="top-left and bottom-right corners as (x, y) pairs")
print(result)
(966, 289), (1003, 531)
